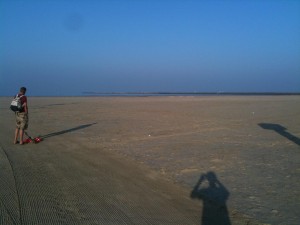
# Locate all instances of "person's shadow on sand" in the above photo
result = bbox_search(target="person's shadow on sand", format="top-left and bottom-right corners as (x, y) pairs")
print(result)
(40, 123), (97, 139)
(258, 123), (300, 146)
(190, 171), (231, 225)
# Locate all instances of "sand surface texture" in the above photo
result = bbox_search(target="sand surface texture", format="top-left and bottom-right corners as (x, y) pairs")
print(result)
(0, 96), (299, 225)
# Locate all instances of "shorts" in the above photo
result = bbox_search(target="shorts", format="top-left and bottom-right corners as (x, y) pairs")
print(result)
(16, 112), (29, 130)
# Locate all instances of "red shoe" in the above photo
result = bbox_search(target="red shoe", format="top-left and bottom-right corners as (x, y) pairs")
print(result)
(24, 138), (32, 143)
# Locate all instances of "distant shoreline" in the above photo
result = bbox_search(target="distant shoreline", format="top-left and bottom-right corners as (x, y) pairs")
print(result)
(1, 92), (300, 97)
(81, 92), (300, 97)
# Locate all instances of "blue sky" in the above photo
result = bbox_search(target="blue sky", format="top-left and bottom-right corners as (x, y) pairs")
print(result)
(1, 0), (300, 96)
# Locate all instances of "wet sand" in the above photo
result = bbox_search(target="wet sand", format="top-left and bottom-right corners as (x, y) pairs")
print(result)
(0, 96), (299, 225)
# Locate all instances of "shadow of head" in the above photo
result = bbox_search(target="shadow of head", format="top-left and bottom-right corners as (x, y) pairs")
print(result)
(206, 171), (218, 185)
(258, 123), (286, 132)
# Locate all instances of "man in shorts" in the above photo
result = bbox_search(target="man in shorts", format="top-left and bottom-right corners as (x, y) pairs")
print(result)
(14, 87), (29, 145)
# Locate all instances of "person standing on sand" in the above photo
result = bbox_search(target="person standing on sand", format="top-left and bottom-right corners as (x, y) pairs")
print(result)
(13, 87), (29, 145)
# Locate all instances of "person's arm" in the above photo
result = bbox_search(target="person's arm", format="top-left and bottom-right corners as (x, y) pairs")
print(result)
(190, 174), (205, 198)
(23, 96), (28, 114)
(24, 102), (28, 114)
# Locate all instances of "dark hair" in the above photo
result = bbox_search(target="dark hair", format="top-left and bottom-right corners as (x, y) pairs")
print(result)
(20, 87), (27, 94)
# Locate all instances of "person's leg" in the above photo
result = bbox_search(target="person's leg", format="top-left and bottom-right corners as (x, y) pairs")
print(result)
(16, 112), (28, 145)
(14, 128), (19, 144)
(19, 129), (24, 145)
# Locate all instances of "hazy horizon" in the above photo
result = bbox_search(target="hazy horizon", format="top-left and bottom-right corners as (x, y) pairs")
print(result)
(1, 0), (300, 96)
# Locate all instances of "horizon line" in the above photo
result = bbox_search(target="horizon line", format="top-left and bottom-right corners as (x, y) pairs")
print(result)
(1, 92), (300, 97)
(82, 91), (300, 96)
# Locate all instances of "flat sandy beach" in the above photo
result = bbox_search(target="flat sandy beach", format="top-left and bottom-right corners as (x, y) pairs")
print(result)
(0, 96), (299, 225)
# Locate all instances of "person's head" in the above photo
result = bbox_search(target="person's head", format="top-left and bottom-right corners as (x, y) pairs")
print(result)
(20, 87), (27, 94)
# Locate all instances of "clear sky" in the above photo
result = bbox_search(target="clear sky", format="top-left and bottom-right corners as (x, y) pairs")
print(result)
(1, 0), (300, 96)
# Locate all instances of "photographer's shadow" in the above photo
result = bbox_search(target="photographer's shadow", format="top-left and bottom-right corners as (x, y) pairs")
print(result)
(190, 171), (231, 225)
